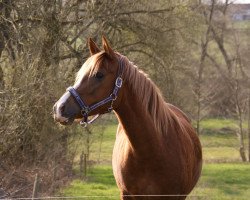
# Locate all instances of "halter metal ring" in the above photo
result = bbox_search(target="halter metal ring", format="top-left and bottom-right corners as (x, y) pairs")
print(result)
(115, 77), (123, 88)
(80, 120), (88, 128)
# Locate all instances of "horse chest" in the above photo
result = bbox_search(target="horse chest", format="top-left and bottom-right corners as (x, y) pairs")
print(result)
(112, 133), (140, 190)
(112, 133), (178, 194)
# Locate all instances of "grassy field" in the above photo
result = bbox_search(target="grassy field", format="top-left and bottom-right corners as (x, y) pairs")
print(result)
(192, 163), (250, 200)
(60, 118), (250, 200)
(61, 163), (250, 200)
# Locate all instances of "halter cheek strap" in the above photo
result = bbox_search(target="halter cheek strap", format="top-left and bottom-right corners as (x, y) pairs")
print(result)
(67, 56), (124, 127)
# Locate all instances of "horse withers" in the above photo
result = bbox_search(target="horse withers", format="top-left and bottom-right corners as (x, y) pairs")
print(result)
(53, 36), (202, 200)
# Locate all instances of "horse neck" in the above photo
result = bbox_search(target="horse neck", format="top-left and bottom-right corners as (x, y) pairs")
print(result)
(114, 84), (165, 155)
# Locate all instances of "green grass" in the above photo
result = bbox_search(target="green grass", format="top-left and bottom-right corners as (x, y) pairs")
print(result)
(200, 119), (237, 130)
(232, 21), (250, 30)
(199, 118), (248, 163)
(61, 118), (250, 199)
(202, 147), (241, 163)
(68, 123), (117, 164)
(200, 118), (247, 131)
(200, 133), (237, 147)
(61, 164), (250, 200)
(60, 165), (120, 199)
(90, 124), (117, 162)
(192, 163), (250, 200)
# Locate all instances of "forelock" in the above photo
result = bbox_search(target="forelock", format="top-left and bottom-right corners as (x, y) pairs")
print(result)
(75, 52), (106, 84)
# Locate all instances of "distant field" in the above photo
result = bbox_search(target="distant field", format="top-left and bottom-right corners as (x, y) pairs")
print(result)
(200, 118), (248, 163)
(232, 20), (250, 29)
(71, 118), (248, 163)
(61, 118), (250, 199)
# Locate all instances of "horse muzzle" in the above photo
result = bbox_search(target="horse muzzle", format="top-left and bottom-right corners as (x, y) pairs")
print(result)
(53, 96), (75, 126)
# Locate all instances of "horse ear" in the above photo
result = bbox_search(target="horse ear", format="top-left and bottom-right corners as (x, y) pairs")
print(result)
(102, 36), (116, 59)
(88, 38), (101, 55)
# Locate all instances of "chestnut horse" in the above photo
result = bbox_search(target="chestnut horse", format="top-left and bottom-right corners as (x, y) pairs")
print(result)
(53, 36), (202, 200)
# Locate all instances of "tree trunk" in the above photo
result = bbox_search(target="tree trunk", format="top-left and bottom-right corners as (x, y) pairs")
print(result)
(237, 104), (247, 162)
(196, 94), (201, 135)
(235, 81), (247, 162)
(195, 0), (215, 135)
(0, 32), (4, 59)
(248, 91), (250, 162)
(0, 66), (4, 89)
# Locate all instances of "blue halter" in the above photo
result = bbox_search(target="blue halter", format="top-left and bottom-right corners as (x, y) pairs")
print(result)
(67, 57), (124, 127)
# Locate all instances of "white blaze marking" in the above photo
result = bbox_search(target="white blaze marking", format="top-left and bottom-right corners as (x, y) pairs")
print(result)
(55, 92), (71, 122)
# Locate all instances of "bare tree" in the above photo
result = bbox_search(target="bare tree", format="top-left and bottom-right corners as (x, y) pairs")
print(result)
(203, 0), (249, 161)
(248, 91), (250, 162)
(192, 1), (216, 135)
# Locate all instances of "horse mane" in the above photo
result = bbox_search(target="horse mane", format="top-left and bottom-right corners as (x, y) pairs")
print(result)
(120, 56), (201, 189)
(75, 52), (105, 85)
(121, 56), (178, 135)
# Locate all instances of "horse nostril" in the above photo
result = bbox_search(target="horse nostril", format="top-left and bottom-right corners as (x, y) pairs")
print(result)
(60, 104), (65, 113)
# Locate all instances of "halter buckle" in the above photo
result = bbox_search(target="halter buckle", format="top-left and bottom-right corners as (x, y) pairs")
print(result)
(81, 107), (90, 115)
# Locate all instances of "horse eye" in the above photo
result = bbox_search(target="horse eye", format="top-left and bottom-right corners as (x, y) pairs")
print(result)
(95, 72), (104, 80)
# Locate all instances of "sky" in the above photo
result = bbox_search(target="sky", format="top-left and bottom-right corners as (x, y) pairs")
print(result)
(217, 0), (250, 3)
(235, 0), (250, 3)
(211, 0), (250, 4)
(230, 0), (250, 3)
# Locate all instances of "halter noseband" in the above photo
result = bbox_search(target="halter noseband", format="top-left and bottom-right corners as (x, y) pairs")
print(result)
(67, 56), (124, 127)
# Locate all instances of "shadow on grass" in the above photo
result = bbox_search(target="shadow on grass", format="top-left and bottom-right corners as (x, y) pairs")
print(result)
(200, 163), (250, 198)
(87, 166), (116, 186)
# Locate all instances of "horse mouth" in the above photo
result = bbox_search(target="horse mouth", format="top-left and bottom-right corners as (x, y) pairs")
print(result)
(59, 117), (74, 126)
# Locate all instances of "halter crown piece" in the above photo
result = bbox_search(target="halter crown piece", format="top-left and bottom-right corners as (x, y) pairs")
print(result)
(67, 56), (124, 127)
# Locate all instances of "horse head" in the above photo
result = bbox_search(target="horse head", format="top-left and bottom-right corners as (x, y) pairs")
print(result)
(53, 36), (123, 126)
